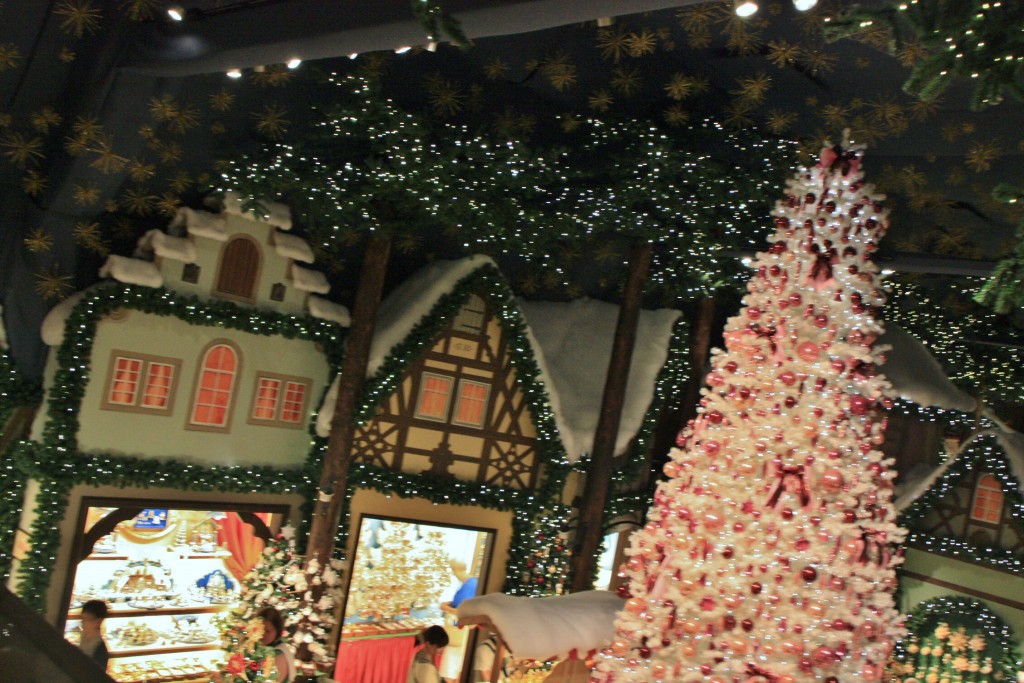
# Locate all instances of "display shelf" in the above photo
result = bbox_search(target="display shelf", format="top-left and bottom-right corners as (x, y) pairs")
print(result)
(113, 643), (221, 658)
(68, 605), (229, 619)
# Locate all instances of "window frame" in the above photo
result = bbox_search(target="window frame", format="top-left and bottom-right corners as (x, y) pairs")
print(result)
(213, 234), (262, 303)
(185, 340), (242, 433)
(451, 378), (491, 428)
(970, 473), (1004, 526)
(414, 372), (455, 423)
(100, 350), (181, 415)
(247, 372), (312, 429)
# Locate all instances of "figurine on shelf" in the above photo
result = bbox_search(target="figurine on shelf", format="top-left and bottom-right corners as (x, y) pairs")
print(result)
(78, 599), (110, 672)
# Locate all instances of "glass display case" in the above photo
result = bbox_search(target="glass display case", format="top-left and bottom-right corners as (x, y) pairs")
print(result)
(63, 500), (288, 683)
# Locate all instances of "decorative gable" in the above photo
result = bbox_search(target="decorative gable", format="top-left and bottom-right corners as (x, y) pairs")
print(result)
(901, 432), (1024, 571)
(352, 291), (541, 489)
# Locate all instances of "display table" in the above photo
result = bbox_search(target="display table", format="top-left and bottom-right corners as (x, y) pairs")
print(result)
(334, 631), (419, 683)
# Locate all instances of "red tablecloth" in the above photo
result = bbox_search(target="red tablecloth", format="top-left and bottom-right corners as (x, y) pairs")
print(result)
(334, 634), (417, 683)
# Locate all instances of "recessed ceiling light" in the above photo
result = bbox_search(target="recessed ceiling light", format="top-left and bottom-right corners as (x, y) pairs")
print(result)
(793, 0), (818, 10)
(735, 0), (758, 16)
(226, 69), (242, 79)
(167, 4), (185, 21)
(286, 58), (302, 69)
(394, 46), (412, 54)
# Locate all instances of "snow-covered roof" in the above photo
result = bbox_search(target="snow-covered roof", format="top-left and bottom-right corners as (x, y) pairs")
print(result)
(135, 228), (198, 263)
(291, 264), (330, 294)
(456, 591), (621, 661)
(519, 298), (681, 462)
(221, 191), (293, 230)
(369, 255), (498, 376)
(41, 290), (86, 347)
(308, 295), (351, 326)
(879, 323), (976, 412)
(99, 255), (163, 289)
(316, 256), (682, 463)
(273, 230), (314, 263)
(169, 207), (228, 242)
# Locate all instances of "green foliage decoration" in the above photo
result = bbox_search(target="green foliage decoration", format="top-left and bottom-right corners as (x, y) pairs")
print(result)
(0, 348), (41, 582)
(824, 1), (1024, 110)
(974, 183), (1024, 314)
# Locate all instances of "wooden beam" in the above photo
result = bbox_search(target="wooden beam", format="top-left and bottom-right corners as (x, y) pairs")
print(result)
(305, 234), (392, 564)
(568, 241), (652, 593)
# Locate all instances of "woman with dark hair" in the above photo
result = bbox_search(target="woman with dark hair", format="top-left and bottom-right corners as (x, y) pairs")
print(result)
(408, 625), (449, 683)
(259, 606), (295, 683)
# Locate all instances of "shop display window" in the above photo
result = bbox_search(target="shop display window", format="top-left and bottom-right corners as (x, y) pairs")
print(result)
(62, 498), (288, 683)
(336, 516), (495, 683)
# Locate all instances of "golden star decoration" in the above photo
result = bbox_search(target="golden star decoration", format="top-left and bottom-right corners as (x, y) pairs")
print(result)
(112, 216), (137, 239)
(0, 43), (21, 71)
(483, 58), (509, 80)
(731, 72), (772, 104)
(168, 106), (200, 134)
(934, 226), (971, 254)
(73, 221), (107, 254)
(72, 182), (100, 206)
(764, 109), (796, 134)
(158, 141), (182, 163)
(676, 4), (722, 33)
(209, 88), (235, 112)
(964, 141), (1001, 173)
(664, 104), (690, 127)
(72, 115), (102, 141)
(819, 103), (849, 128)
(945, 168), (967, 186)
(24, 227), (54, 253)
(0, 113), (11, 128)
(58, 46), (76, 62)
(35, 267), (74, 300)
(23, 170), (49, 196)
(596, 25), (631, 63)
(724, 100), (755, 128)
(725, 18), (763, 56)
(1, 131), (44, 167)
(149, 95), (179, 122)
(54, 0), (102, 38)
(118, 0), (159, 21)
(128, 159), (156, 182)
(395, 232), (423, 254)
(30, 107), (62, 133)
(588, 88), (613, 112)
(427, 77), (465, 116)
(88, 133), (129, 174)
(625, 28), (657, 58)
(559, 113), (582, 133)
(766, 40), (801, 68)
(121, 186), (157, 214)
(803, 50), (837, 76)
(250, 64), (293, 87)
(610, 65), (642, 97)
(170, 170), (192, 194)
(900, 165), (928, 193)
(104, 199), (119, 213)
(253, 104), (290, 138)
(156, 192), (182, 217)
(540, 51), (577, 92)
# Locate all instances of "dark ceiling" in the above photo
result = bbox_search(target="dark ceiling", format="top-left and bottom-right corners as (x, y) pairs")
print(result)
(2, 0), (1023, 393)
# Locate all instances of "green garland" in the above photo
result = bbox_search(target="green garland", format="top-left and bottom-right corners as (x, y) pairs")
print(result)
(0, 348), (42, 582)
(894, 596), (1023, 682)
(410, 0), (466, 47)
(900, 432), (1024, 575)
(975, 183), (1024, 314)
(10, 283), (343, 608)
(824, 1), (1024, 110)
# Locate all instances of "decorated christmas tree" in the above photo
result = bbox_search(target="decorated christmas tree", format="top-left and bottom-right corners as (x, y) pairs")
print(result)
(219, 526), (346, 676)
(592, 134), (905, 683)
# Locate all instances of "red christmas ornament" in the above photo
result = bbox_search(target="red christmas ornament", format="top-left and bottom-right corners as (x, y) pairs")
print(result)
(801, 566), (818, 582)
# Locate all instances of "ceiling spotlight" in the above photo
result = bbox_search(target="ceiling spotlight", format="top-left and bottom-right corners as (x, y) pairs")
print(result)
(734, 0), (758, 16)
(793, 0), (818, 10)
(226, 68), (242, 79)
(286, 57), (302, 69)
(348, 53), (359, 59)
(394, 45), (412, 54)
(425, 40), (438, 52)
(166, 4), (185, 21)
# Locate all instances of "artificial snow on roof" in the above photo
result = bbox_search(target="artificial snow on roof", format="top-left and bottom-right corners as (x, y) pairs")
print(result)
(456, 591), (621, 661)
(169, 207), (228, 242)
(135, 229), (197, 263)
(273, 230), (315, 263)
(518, 298), (681, 462)
(41, 290), (86, 347)
(879, 323), (977, 412)
(308, 295), (351, 326)
(369, 255), (498, 376)
(291, 264), (331, 294)
(222, 190), (293, 230)
(99, 255), (163, 289)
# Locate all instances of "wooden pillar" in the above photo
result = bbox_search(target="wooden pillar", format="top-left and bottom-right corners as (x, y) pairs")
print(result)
(677, 296), (717, 428)
(568, 241), (652, 593)
(305, 234), (392, 564)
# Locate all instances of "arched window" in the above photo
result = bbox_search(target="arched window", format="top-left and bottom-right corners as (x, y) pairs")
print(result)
(971, 474), (1003, 524)
(215, 236), (261, 300)
(189, 342), (239, 429)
